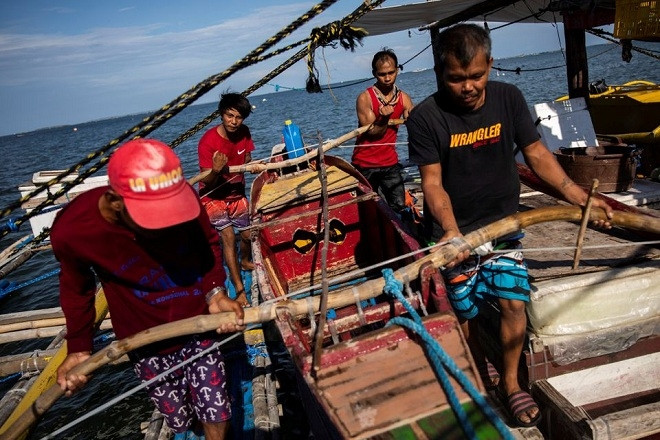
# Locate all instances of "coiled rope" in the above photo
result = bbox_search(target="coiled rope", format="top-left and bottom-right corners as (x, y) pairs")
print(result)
(381, 268), (514, 440)
(306, 21), (371, 92)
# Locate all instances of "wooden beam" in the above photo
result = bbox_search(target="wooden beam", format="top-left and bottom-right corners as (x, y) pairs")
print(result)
(564, 26), (589, 99)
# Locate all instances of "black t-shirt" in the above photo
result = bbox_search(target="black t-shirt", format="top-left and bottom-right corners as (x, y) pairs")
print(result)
(406, 81), (539, 235)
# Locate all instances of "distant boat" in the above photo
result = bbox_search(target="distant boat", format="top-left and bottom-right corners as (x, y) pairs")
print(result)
(17, 170), (108, 238)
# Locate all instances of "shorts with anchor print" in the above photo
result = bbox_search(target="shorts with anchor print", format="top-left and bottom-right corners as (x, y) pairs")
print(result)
(133, 337), (231, 433)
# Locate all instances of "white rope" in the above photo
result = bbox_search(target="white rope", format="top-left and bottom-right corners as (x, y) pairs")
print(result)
(39, 329), (247, 440)
(338, 141), (409, 149)
(39, 235), (657, 438)
(352, 286), (367, 326)
(258, 238), (660, 306)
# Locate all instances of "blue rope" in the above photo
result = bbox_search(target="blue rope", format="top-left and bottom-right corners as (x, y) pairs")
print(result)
(246, 342), (269, 365)
(0, 218), (20, 233)
(381, 268), (514, 440)
(0, 268), (60, 297)
(0, 372), (21, 383)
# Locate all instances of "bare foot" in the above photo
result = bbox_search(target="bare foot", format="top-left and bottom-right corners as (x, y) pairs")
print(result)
(241, 260), (255, 271)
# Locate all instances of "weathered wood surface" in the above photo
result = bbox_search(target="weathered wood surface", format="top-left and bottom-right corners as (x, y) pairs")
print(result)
(2, 206), (658, 440)
(255, 165), (359, 213)
(313, 313), (483, 439)
(519, 185), (659, 283)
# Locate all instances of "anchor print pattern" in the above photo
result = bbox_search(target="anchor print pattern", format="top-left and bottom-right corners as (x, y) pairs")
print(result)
(133, 338), (232, 432)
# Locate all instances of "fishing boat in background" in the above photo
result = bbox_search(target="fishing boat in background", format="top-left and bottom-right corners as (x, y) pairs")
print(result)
(17, 171), (108, 238)
(556, 79), (660, 175)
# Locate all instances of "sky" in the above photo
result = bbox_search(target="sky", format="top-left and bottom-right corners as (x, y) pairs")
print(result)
(0, 0), (610, 136)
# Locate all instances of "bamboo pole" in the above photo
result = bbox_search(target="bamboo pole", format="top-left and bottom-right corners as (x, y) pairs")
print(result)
(0, 307), (64, 326)
(0, 318), (69, 335)
(0, 236), (32, 263)
(0, 319), (113, 344)
(0, 350), (57, 377)
(572, 179), (599, 269)
(1, 206), (658, 440)
(187, 119), (404, 185)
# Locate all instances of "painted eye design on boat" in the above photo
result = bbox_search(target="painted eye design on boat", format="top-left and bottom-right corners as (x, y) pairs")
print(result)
(292, 219), (346, 254)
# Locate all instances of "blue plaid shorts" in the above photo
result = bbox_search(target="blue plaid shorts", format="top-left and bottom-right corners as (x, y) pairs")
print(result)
(443, 243), (530, 320)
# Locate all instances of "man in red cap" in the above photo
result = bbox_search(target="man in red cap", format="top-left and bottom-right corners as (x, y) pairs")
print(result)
(52, 138), (245, 440)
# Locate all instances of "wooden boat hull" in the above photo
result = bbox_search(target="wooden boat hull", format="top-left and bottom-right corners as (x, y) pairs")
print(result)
(250, 155), (495, 438)
(17, 171), (108, 238)
(587, 80), (660, 137)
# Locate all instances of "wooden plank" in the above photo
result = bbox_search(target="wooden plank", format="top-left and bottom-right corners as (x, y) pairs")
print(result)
(313, 314), (484, 439)
(587, 401), (660, 439)
(531, 379), (590, 440)
(255, 166), (359, 213)
(525, 334), (660, 382)
(546, 352), (660, 407)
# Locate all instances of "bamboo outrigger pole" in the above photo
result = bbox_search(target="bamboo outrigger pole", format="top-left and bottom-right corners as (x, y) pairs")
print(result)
(187, 119), (405, 185)
(1, 206), (658, 440)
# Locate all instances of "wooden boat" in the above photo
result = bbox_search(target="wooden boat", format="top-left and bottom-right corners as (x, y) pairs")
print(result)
(17, 170), (108, 238)
(248, 151), (508, 438)
(1, 1), (659, 439)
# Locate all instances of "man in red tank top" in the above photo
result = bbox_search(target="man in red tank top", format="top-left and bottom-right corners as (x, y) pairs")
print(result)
(352, 49), (414, 215)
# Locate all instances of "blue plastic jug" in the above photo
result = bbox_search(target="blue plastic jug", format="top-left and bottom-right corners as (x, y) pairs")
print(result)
(282, 120), (304, 159)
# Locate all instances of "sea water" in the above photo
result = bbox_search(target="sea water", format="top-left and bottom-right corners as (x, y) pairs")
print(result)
(0, 42), (658, 439)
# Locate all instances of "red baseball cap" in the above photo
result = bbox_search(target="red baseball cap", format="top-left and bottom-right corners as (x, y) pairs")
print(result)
(108, 139), (200, 229)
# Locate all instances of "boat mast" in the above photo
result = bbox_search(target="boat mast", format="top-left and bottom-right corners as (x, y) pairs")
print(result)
(560, 2), (616, 99)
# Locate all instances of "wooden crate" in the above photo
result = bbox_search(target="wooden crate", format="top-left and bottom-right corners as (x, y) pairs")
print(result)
(614, 0), (660, 40)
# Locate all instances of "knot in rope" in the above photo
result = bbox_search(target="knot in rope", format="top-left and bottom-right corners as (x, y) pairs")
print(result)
(306, 22), (367, 93)
(381, 268), (404, 298)
(246, 342), (269, 364)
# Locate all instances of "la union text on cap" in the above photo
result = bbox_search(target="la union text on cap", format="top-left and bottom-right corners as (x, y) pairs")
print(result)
(108, 138), (200, 229)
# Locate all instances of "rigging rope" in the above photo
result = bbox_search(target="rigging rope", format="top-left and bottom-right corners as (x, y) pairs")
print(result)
(0, 0), (340, 235)
(171, 0), (384, 148)
(0, 268), (60, 298)
(587, 28), (660, 60)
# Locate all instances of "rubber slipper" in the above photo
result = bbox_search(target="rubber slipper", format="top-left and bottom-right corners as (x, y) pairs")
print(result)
(506, 390), (541, 427)
(477, 360), (500, 390)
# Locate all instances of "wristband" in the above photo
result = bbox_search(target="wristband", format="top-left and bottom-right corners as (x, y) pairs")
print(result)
(205, 286), (226, 304)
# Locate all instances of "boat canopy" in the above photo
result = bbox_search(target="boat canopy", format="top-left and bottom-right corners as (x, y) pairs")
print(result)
(353, 0), (613, 36)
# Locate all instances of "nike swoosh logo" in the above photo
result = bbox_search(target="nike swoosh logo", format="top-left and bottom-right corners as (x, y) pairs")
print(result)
(237, 149), (245, 154)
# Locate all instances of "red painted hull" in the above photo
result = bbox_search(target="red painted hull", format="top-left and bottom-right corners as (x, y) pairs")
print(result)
(249, 155), (490, 439)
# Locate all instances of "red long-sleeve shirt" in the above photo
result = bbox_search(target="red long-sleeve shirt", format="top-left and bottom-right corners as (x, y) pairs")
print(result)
(51, 186), (226, 353)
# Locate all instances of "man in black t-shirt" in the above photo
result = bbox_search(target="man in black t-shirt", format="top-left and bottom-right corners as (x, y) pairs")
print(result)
(407, 24), (612, 428)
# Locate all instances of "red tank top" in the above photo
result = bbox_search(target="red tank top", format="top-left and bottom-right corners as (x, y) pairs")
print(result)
(352, 86), (404, 168)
